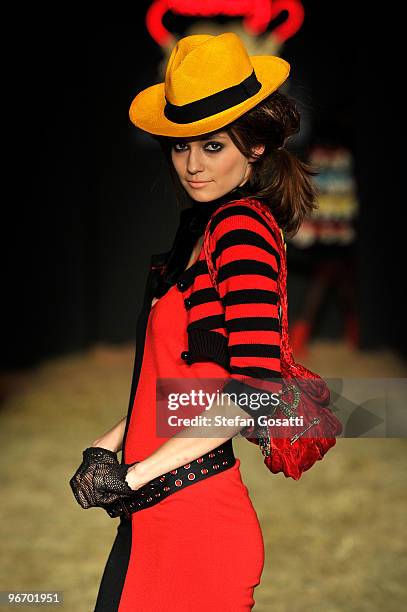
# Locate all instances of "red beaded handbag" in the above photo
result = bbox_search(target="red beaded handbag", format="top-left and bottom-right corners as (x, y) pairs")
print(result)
(203, 198), (343, 480)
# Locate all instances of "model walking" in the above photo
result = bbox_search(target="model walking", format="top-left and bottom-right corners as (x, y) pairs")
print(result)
(70, 32), (318, 611)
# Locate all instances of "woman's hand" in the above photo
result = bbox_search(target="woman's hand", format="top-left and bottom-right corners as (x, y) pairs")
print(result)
(69, 447), (135, 509)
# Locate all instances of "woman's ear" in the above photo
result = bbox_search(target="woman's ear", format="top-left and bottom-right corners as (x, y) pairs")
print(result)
(248, 144), (265, 162)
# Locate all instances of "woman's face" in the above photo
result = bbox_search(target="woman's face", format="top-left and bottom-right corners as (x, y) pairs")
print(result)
(170, 130), (264, 202)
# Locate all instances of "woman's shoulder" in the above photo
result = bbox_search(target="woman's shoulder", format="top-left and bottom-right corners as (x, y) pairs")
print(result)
(206, 196), (284, 248)
(208, 196), (278, 224)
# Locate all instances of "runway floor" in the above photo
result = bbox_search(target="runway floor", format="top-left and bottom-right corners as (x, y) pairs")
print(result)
(1, 340), (406, 612)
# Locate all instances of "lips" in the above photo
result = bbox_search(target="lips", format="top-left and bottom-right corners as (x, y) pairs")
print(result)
(187, 180), (211, 188)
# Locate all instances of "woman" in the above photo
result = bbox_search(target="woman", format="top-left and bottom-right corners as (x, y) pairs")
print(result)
(70, 32), (317, 611)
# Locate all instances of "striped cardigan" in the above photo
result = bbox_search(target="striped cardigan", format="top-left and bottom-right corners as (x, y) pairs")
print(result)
(121, 196), (284, 462)
(164, 197), (284, 417)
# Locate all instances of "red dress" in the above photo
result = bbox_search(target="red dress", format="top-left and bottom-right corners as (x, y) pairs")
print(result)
(112, 279), (265, 611)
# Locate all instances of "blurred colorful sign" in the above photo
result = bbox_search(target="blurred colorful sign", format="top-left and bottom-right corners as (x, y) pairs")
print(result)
(146, 0), (304, 46)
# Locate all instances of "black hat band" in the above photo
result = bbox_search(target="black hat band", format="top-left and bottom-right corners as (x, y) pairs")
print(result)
(163, 69), (262, 124)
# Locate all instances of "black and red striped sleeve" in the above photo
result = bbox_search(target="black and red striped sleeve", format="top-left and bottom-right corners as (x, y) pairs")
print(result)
(207, 201), (282, 418)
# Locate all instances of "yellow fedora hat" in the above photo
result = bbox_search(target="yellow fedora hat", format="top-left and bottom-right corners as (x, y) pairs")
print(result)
(129, 32), (290, 137)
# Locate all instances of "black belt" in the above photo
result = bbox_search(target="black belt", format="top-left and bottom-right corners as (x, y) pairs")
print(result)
(103, 439), (236, 519)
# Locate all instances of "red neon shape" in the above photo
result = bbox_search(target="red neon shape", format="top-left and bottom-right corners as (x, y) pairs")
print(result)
(146, 0), (304, 46)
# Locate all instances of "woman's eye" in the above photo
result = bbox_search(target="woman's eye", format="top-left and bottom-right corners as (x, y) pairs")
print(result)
(172, 142), (187, 152)
(205, 141), (223, 152)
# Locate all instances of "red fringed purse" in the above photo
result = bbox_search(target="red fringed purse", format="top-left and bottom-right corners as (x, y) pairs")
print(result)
(204, 199), (343, 480)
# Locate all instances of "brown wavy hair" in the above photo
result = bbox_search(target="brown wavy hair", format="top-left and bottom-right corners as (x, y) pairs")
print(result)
(156, 90), (318, 238)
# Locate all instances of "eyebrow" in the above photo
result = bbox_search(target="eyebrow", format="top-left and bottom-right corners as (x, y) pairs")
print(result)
(205, 132), (227, 138)
(170, 133), (227, 143)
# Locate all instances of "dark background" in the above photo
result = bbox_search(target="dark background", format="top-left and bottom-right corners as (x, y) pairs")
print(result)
(4, 4), (403, 368)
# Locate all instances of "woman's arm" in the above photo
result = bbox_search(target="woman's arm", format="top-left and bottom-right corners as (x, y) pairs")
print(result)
(126, 401), (250, 490)
(91, 415), (127, 453)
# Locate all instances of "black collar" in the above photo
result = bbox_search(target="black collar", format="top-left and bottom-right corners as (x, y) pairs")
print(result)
(154, 185), (250, 298)
(181, 185), (249, 231)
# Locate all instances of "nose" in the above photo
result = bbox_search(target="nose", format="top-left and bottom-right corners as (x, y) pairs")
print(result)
(186, 146), (205, 176)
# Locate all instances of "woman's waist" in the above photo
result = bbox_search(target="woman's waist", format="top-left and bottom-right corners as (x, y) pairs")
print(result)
(106, 439), (237, 518)
(129, 457), (259, 526)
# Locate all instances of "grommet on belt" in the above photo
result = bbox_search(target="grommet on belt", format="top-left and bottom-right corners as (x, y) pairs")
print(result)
(184, 298), (192, 309)
(177, 280), (186, 291)
(180, 350), (190, 361)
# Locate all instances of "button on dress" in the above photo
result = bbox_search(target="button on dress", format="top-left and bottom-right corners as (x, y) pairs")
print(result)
(94, 248), (265, 611)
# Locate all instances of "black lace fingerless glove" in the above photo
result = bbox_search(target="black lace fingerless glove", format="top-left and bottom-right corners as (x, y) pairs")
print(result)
(69, 447), (136, 510)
